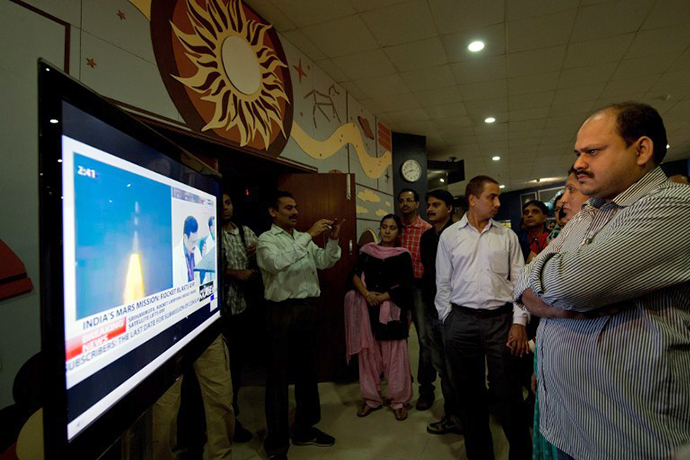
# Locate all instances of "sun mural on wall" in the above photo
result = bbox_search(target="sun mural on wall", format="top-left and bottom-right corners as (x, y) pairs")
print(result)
(171, 0), (289, 149)
(137, 0), (391, 178)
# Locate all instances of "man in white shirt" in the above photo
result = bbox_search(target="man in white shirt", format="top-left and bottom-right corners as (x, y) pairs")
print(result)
(435, 175), (531, 460)
(257, 190), (343, 460)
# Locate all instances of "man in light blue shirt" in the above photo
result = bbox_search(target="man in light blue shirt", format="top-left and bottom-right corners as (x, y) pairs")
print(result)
(257, 190), (342, 460)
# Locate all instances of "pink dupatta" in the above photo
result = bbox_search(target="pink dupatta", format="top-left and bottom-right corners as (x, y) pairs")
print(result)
(343, 243), (410, 362)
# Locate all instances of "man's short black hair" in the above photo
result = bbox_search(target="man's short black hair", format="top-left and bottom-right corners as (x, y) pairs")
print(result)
(398, 188), (419, 202)
(597, 101), (668, 164)
(426, 189), (454, 207)
(270, 190), (294, 210)
(523, 200), (548, 215)
(183, 216), (199, 237)
(465, 175), (498, 200)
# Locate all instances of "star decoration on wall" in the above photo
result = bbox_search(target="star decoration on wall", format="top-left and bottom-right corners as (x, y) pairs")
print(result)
(117, 10), (127, 20)
(293, 59), (307, 84)
(86, 58), (97, 68)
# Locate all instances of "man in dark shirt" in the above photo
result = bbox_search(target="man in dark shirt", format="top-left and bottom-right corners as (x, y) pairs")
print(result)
(419, 189), (461, 435)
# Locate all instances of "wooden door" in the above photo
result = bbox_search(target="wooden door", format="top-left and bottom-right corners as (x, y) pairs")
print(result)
(277, 173), (358, 382)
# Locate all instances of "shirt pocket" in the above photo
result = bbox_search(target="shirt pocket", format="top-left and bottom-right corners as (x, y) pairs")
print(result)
(486, 240), (509, 276)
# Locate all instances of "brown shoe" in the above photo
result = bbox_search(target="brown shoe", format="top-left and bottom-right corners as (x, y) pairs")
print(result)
(393, 407), (408, 421)
(415, 394), (434, 411)
(357, 403), (381, 417)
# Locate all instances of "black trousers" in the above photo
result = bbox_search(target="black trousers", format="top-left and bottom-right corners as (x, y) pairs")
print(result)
(224, 307), (252, 416)
(425, 300), (461, 418)
(264, 299), (320, 457)
(444, 305), (531, 460)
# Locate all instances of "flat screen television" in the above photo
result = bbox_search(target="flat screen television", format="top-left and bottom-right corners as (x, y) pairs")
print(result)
(38, 60), (223, 458)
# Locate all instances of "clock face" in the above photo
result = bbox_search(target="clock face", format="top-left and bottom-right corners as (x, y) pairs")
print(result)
(401, 159), (422, 182)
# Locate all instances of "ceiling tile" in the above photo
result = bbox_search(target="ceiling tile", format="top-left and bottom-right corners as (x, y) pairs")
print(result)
(332, 49), (397, 80)
(648, 70), (690, 100)
(508, 72), (560, 95)
(506, 10), (576, 53)
(464, 98), (508, 118)
(670, 47), (690, 72)
(509, 91), (554, 110)
(371, 92), (421, 111)
(441, 24), (505, 62)
(459, 79), (508, 101)
(429, 0), (504, 34)
(549, 101), (594, 118)
(426, 104), (471, 120)
(552, 83), (605, 105)
(315, 58), (350, 82)
(401, 65), (456, 91)
(625, 25), (690, 60)
(510, 118), (547, 132)
(571, 0), (654, 43)
(354, 74), (410, 98)
(507, 46), (567, 77)
(349, 0), (409, 13)
(563, 34), (635, 68)
(641, 0), (690, 30)
(433, 123), (474, 137)
(269, 0), (355, 27)
(361, 0), (437, 46)
(301, 16), (379, 57)
(509, 106), (551, 121)
(558, 62), (618, 88)
(450, 55), (506, 84)
(247, 0), (297, 31)
(384, 37), (448, 72)
(385, 108), (430, 123)
(281, 30), (327, 61)
(600, 75), (661, 98)
(505, 0), (580, 21)
(415, 86), (463, 107)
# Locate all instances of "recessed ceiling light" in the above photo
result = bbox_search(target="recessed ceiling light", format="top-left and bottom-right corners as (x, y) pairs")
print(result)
(49, 119), (59, 124)
(499, 184), (505, 189)
(440, 178), (445, 183)
(485, 117), (496, 124)
(667, 144), (670, 148)
(492, 155), (500, 161)
(468, 41), (485, 52)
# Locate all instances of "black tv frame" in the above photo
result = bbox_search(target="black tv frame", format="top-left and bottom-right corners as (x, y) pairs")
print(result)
(38, 59), (223, 459)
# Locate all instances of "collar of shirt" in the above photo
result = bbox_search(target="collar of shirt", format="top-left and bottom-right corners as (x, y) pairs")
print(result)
(267, 223), (296, 237)
(403, 215), (425, 229)
(457, 213), (495, 234)
(224, 223), (240, 236)
(589, 166), (667, 209)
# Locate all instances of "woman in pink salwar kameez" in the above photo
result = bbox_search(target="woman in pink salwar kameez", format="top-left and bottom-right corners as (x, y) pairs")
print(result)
(344, 214), (413, 421)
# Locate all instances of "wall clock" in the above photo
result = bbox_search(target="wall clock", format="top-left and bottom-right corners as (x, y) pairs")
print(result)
(401, 159), (422, 182)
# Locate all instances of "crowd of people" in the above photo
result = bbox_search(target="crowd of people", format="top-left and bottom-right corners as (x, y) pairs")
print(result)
(154, 101), (690, 460)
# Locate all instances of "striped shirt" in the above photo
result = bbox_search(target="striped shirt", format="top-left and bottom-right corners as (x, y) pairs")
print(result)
(222, 224), (258, 315)
(514, 167), (690, 459)
(400, 215), (432, 279)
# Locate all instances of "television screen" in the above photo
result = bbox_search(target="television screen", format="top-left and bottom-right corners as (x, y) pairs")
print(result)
(38, 60), (222, 458)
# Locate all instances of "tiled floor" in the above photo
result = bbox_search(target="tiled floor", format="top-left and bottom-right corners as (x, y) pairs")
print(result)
(233, 329), (510, 460)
